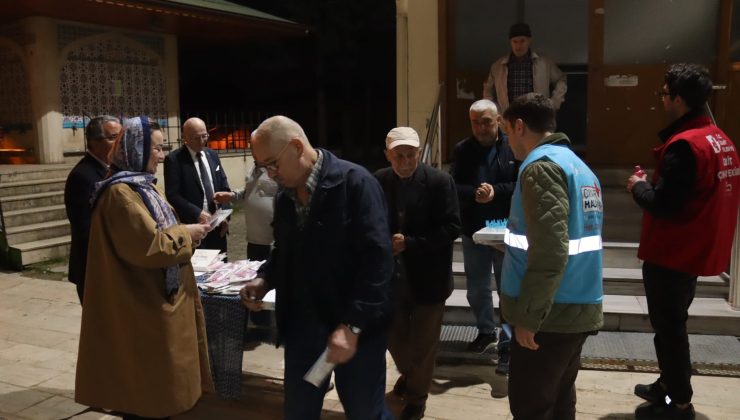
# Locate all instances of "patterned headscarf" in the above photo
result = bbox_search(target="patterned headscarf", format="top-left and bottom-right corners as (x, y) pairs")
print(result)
(109, 116), (151, 172)
(91, 116), (181, 296)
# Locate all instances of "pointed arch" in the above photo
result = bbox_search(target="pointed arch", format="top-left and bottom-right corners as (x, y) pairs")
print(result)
(0, 37), (32, 128)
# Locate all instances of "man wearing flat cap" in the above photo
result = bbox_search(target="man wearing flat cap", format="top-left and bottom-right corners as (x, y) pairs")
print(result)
(374, 127), (461, 420)
(483, 22), (567, 112)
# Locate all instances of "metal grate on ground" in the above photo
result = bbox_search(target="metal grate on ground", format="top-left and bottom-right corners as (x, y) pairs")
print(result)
(581, 332), (740, 377)
(438, 326), (740, 377)
(438, 325), (499, 365)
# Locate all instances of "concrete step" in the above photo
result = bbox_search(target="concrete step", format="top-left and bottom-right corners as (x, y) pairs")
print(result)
(601, 241), (640, 268)
(2, 235), (71, 269)
(4, 220), (70, 245)
(0, 177), (67, 198)
(453, 243), (642, 269)
(601, 268), (728, 298)
(453, 239), (642, 266)
(450, 263), (727, 298)
(2, 204), (67, 228)
(602, 187), (643, 242)
(0, 191), (65, 212)
(443, 290), (740, 335)
(0, 165), (73, 183)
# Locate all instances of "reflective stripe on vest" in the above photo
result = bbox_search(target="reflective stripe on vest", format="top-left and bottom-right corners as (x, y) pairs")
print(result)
(503, 229), (602, 255)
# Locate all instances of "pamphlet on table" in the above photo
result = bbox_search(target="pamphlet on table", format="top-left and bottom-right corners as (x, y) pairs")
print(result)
(196, 259), (265, 295)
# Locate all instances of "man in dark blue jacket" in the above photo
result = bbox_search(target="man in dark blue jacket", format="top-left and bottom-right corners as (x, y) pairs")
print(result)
(64, 115), (120, 303)
(240, 116), (394, 420)
(375, 127), (461, 420)
(450, 99), (519, 374)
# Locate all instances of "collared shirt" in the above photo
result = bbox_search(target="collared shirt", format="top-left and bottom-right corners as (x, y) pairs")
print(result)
(507, 52), (534, 103)
(86, 151), (109, 171)
(285, 149), (324, 228)
(187, 145), (215, 212)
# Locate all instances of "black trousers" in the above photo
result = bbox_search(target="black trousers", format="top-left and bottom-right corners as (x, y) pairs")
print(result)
(642, 261), (697, 404)
(509, 330), (590, 420)
(199, 228), (227, 253)
(246, 242), (272, 331)
(75, 282), (85, 305)
(247, 242), (271, 261)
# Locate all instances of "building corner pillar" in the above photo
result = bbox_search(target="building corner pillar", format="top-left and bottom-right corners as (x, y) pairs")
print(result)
(729, 209), (740, 310)
(24, 16), (64, 164)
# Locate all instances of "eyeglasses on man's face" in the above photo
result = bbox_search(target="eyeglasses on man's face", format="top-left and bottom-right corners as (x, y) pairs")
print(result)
(255, 142), (291, 172)
(191, 133), (210, 141)
(97, 133), (119, 142)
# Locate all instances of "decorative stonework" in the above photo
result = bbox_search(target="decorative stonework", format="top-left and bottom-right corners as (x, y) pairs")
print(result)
(57, 23), (164, 58)
(60, 36), (167, 128)
(0, 43), (32, 129)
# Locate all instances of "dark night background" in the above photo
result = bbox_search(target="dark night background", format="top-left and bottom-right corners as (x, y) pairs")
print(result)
(178, 0), (397, 169)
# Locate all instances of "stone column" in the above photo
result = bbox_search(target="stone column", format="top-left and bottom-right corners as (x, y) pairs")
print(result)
(396, 0), (438, 140)
(24, 17), (64, 164)
(396, 0), (409, 126)
(163, 33), (180, 144)
(729, 210), (740, 310)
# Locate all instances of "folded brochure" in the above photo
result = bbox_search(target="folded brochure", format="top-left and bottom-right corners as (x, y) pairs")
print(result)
(208, 208), (233, 228)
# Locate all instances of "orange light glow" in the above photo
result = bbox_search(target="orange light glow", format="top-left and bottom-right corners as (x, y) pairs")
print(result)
(0, 136), (35, 163)
(209, 128), (251, 150)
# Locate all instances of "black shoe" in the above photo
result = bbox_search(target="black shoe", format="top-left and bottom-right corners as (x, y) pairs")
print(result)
(393, 375), (407, 397)
(635, 402), (695, 420)
(634, 380), (668, 404)
(495, 350), (509, 375)
(400, 403), (426, 420)
(467, 332), (498, 353)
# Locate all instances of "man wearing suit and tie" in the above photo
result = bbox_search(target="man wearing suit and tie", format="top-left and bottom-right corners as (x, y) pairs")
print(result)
(165, 117), (231, 252)
(65, 115), (121, 304)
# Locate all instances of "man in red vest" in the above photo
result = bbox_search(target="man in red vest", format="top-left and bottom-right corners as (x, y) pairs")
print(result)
(627, 63), (740, 420)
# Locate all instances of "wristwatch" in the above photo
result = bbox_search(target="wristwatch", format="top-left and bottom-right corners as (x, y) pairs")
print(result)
(345, 323), (362, 335)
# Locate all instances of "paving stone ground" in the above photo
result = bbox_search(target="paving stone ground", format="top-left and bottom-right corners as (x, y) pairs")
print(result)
(2, 272), (740, 419)
(3, 210), (740, 419)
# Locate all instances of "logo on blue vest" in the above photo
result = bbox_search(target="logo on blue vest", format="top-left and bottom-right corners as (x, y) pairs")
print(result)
(581, 182), (602, 213)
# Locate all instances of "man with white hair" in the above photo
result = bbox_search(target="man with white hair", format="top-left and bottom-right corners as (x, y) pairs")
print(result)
(374, 127), (460, 420)
(450, 99), (519, 375)
(65, 115), (121, 304)
(240, 116), (394, 420)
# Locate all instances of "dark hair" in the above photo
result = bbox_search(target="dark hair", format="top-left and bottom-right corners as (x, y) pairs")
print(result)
(664, 63), (712, 110)
(502, 93), (556, 133)
(85, 115), (120, 145)
(149, 121), (161, 132)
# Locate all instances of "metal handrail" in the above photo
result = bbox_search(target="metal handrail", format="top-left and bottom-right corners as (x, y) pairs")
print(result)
(421, 83), (444, 168)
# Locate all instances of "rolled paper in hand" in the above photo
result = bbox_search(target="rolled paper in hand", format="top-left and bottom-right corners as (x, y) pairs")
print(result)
(304, 348), (336, 388)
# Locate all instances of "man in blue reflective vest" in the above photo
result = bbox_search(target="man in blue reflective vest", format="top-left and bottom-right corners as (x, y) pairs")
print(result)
(500, 93), (604, 419)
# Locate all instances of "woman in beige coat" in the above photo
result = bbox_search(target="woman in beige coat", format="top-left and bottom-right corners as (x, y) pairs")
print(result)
(75, 116), (214, 419)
